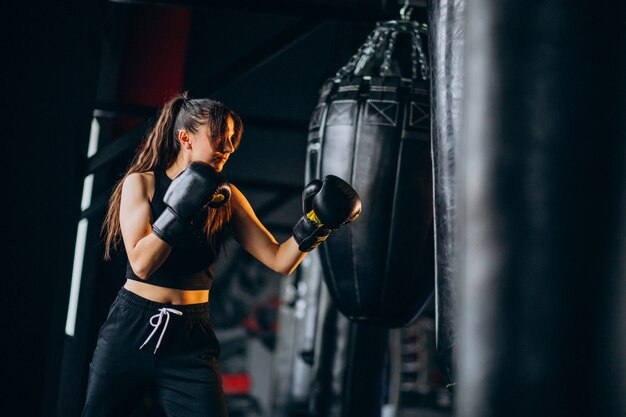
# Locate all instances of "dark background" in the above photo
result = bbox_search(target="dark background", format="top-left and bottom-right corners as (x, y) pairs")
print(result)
(3, 0), (425, 415)
(5, 1), (101, 414)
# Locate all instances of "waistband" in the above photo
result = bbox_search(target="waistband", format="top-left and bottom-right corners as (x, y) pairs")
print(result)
(115, 286), (210, 320)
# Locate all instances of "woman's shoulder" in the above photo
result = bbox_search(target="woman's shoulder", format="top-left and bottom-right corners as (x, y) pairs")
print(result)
(229, 182), (241, 195)
(229, 182), (245, 204)
(122, 171), (156, 202)
(228, 182), (253, 215)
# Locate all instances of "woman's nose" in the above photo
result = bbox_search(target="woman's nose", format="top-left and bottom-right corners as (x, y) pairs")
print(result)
(222, 138), (234, 153)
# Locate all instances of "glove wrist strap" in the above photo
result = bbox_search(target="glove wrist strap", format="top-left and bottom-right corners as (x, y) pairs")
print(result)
(292, 216), (331, 252)
(152, 206), (191, 247)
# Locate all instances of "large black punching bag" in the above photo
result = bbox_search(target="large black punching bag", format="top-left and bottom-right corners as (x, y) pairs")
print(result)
(456, 1), (626, 417)
(428, 0), (465, 392)
(308, 15), (434, 327)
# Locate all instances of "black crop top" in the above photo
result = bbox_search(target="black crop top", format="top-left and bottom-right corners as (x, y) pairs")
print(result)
(125, 168), (225, 290)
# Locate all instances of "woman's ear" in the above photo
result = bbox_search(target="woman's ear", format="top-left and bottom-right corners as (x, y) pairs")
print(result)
(177, 129), (192, 149)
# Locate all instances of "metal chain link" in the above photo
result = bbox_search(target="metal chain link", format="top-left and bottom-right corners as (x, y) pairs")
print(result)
(380, 28), (399, 76)
(410, 29), (419, 79)
(412, 26), (429, 80)
(334, 25), (384, 81)
(354, 26), (387, 75)
(333, 19), (430, 82)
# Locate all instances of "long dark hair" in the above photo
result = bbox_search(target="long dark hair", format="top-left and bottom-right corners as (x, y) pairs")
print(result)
(101, 92), (243, 260)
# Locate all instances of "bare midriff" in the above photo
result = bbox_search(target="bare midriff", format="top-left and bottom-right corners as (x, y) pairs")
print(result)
(124, 279), (210, 305)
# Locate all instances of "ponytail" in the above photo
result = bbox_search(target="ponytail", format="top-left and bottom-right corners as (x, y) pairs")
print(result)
(101, 92), (188, 260)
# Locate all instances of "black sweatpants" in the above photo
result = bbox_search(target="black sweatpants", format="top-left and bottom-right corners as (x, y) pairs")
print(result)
(82, 287), (228, 417)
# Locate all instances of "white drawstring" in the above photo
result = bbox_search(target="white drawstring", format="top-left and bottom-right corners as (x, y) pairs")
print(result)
(140, 307), (183, 353)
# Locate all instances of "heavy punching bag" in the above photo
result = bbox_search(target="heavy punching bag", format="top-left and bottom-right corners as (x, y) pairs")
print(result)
(429, 0), (466, 392)
(456, 1), (626, 417)
(309, 13), (434, 328)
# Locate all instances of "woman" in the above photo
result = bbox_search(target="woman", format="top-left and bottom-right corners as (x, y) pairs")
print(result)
(82, 92), (360, 417)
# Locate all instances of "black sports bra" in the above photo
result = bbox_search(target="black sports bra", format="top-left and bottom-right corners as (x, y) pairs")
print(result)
(125, 168), (225, 290)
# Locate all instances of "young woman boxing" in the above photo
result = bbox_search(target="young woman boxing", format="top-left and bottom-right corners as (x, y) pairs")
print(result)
(81, 92), (360, 417)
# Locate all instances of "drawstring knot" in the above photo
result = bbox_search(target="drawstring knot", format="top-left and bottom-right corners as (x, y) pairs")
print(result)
(140, 307), (183, 353)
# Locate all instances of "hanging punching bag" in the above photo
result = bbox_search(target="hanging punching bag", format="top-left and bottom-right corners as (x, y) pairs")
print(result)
(429, 0), (466, 392)
(456, 1), (626, 417)
(308, 16), (434, 328)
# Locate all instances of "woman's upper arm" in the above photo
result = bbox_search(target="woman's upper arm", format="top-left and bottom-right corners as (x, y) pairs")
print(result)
(119, 172), (153, 257)
(229, 184), (280, 267)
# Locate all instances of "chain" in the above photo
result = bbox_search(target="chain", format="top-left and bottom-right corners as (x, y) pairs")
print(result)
(380, 28), (399, 76)
(333, 19), (430, 82)
(354, 26), (386, 75)
(410, 30), (419, 79)
(412, 26), (429, 80)
(334, 25), (384, 82)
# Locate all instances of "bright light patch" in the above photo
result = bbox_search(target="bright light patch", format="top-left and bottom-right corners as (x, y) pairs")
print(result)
(87, 118), (100, 158)
(81, 174), (94, 211)
(65, 218), (89, 336)
(65, 117), (100, 337)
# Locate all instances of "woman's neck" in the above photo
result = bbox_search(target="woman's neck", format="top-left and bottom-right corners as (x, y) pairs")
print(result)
(166, 157), (189, 179)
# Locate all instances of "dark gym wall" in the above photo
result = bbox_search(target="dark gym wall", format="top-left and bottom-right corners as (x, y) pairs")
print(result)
(4, 1), (102, 415)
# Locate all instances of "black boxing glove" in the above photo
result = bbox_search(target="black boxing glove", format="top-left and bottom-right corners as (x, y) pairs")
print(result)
(292, 175), (361, 252)
(152, 161), (231, 246)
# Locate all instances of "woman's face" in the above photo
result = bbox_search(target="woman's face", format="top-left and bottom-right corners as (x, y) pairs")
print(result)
(188, 116), (235, 172)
